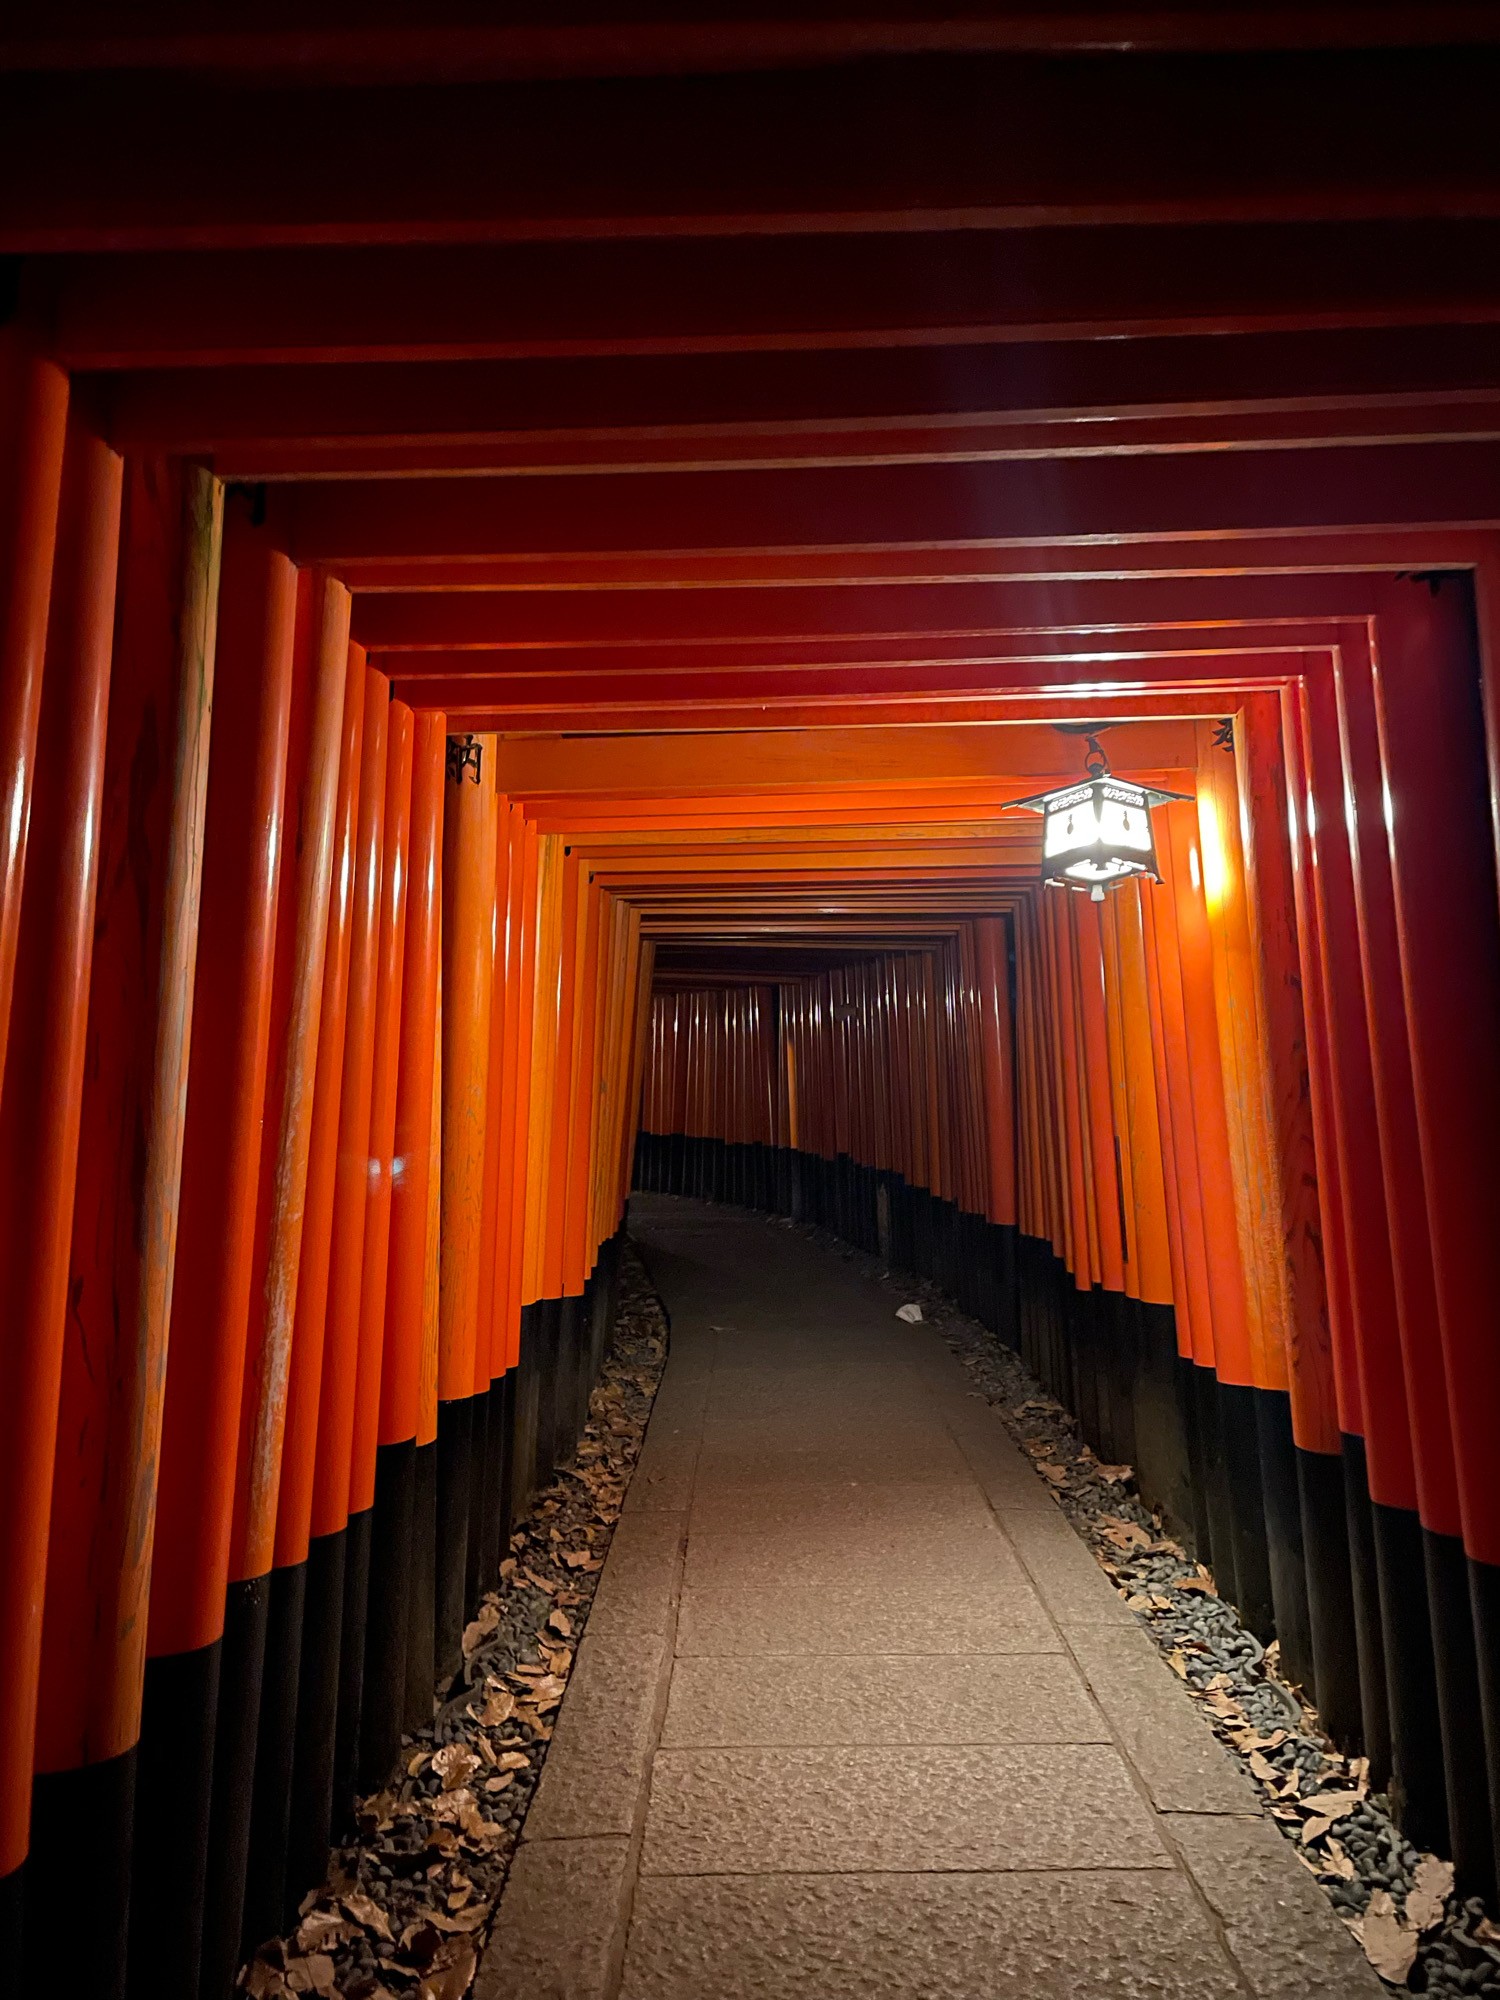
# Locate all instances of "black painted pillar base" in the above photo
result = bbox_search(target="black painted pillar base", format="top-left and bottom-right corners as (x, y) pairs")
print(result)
(1193, 1367), (1240, 1607)
(1176, 1357), (1213, 1567)
(285, 1528), (346, 1924)
(1217, 1382), (1275, 1642)
(1132, 1304), (1193, 1543)
(435, 1397), (474, 1684)
(494, 1369), (516, 1561)
(242, 1560), (308, 1957)
(472, 1376), (506, 1608)
(1424, 1528), (1495, 1901)
(332, 1507), (372, 1836)
(128, 1637), (221, 2000)
(361, 1438), (417, 1790)
(405, 1438), (438, 1732)
(1295, 1445), (1364, 1753)
(27, 1747), (135, 2000)
(201, 1572), (271, 2000)
(533, 1299), (561, 1486)
(509, 1306), (541, 1527)
(1254, 1391), (1314, 1695)
(1469, 1555), (1500, 1910)
(1337, 1439), (1390, 1781)
(1370, 1494), (1449, 1854)
(553, 1296), (582, 1468)
(464, 1388), (490, 1621)
(0, 1866), (21, 1993)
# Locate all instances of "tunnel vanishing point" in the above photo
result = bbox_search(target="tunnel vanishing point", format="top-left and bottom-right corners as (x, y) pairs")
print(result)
(5, 7), (1500, 1996)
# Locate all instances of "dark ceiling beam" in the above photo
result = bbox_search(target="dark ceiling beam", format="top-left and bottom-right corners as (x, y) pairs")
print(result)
(349, 575), (1387, 649)
(41, 220), (1500, 369)
(326, 526), (1487, 592)
(6, 46), (1500, 251)
(96, 328), (1500, 466)
(279, 441), (1500, 565)
(4, 9), (1494, 84)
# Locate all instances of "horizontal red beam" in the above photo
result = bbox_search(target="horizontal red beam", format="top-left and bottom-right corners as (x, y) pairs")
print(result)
(5, 9), (1493, 84)
(351, 577), (1391, 650)
(45, 220), (1500, 369)
(281, 442), (1500, 565)
(99, 326), (1500, 461)
(8, 45), (1500, 251)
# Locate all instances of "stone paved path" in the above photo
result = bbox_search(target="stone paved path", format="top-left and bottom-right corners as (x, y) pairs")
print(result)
(479, 1196), (1382, 2000)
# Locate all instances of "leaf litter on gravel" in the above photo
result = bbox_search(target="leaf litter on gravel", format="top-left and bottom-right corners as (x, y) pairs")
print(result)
(234, 1245), (668, 2000)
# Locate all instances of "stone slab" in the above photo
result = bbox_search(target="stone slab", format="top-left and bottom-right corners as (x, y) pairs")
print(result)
(640, 1743), (1172, 1876)
(524, 1629), (670, 1841)
(478, 1835), (633, 2000)
(620, 1870), (1247, 2000)
(1169, 1811), (1388, 1997)
(686, 1479), (999, 1536)
(675, 1581), (1063, 1657)
(996, 1504), (1137, 1626)
(660, 1652), (1107, 1747)
(1067, 1622), (1257, 1815)
(681, 1519), (1028, 1592)
(693, 1438), (974, 1486)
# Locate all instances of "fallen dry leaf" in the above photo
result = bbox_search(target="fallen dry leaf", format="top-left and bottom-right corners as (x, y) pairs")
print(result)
(431, 1743), (481, 1792)
(1319, 1838), (1356, 1882)
(1095, 1463), (1133, 1484)
(1099, 1517), (1151, 1551)
(1299, 1791), (1361, 1821)
(1404, 1853), (1454, 1933)
(476, 1689), (514, 1727)
(418, 1945), (477, 2000)
(546, 1608), (573, 1638)
(430, 1902), (490, 1935)
(460, 1602), (500, 1658)
(1039, 1464), (1069, 1489)
(1361, 1890), (1418, 1984)
(283, 1955), (337, 1996)
(341, 1890), (393, 1942)
(295, 1911), (347, 1954)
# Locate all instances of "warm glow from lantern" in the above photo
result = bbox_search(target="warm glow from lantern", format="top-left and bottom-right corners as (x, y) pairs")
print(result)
(1197, 792), (1230, 913)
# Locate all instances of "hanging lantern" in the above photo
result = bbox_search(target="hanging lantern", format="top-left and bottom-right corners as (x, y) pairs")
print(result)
(1009, 734), (1190, 902)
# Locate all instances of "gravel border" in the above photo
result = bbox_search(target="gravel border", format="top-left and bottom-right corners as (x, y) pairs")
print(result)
(238, 1246), (669, 2000)
(778, 1213), (1500, 1999)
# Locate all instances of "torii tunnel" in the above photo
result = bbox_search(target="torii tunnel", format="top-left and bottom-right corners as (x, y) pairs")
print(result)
(6, 10), (1500, 1998)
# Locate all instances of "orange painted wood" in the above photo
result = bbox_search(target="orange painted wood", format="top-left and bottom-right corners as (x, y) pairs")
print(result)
(1371, 577), (1500, 1563)
(13, 420), (124, 1785)
(1159, 803), (1254, 1386)
(231, 573), (351, 1586)
(309, 671), (388, 1542)
(0, 330), (69, 1094)
(272, 647), (367, 1572)
(1237, 692), (1338, 1449)
(25, 462), (218, 1819)
(438, 732), (497, 1404)
(1194, 724), (1289, 1392)
(349, 701), (413, 1519)
(380, 709), (445, 1448)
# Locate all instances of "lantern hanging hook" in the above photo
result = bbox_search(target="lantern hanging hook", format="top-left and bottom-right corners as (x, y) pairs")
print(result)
(1083, 733), (1110, 779)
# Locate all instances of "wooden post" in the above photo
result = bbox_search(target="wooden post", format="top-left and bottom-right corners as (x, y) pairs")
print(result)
(2, 417), (123, 1994)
